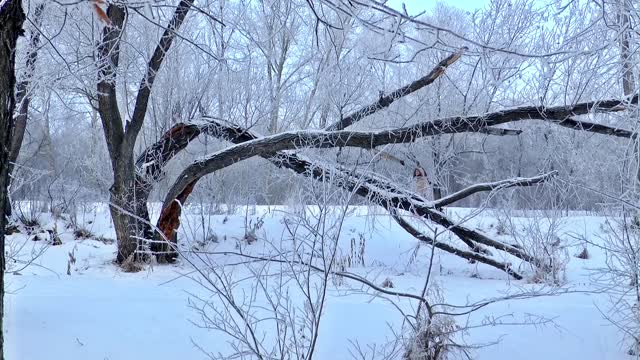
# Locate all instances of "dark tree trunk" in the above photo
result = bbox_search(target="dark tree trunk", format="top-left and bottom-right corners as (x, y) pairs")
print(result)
(0, 1), (26, 358)
(3, 3), (44, 219)
(96, 1), (194, 264)
(107, 173), (154, 264)
(96, 4), (148, 264)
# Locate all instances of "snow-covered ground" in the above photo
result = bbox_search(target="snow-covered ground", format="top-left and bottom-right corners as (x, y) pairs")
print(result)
(3, 204), (631, 359)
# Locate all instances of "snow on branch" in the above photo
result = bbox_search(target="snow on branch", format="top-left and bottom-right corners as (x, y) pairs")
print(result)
(155, 120), (552, 274)
(389, 209), (523, 279)
(434, 171), (559, 208)
(325, 47), (468, 131)
(277, 154), (549, 272)
(125, 0), (195, 150)
(547, 117), (635, 138)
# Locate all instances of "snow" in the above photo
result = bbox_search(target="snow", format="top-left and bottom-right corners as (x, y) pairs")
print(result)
(3, 205), (632, 359)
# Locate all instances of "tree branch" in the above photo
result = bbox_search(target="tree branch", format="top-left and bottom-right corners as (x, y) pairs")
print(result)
(160, 127), (540, 208)
(162, 102), (628, 209)
(8, 2), (44, 178)
(135, 122), (202, 182)
(266, 152), (547, 269)
(156, 120), (548, 271)
(140, 97), (634, 187)
(547, 117), (636, 138)
(434, 171), (558, 208)
(325, 47), (468, 131)
(125, 0), (195, 153)
(388, 209), (523, 279)
(96, 4), (126, 162)
(189, 250), (434, 313)
(390, 96), (637, 139)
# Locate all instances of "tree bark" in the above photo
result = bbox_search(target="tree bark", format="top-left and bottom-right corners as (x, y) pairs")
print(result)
(618, 0), (635, 97)
(325, 47), (468, 131)
(0, 1), (26, 358)
(155, 118), (559, 273)
(4, 2), (44, 218)
(389, 209), (522, 279)
(161, 98), (636, 218)
(96, 1), (194, 264)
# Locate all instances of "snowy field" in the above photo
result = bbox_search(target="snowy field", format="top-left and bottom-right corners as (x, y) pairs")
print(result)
(3, 204), (631, 360)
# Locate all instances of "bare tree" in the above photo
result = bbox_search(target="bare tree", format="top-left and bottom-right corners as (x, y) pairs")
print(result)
(95, 1), (196, 264)
(181, 171), (561, 359)
(0, 1), (26, 358)
(151, 84), (636, 265)
(4, 1), (45, 218)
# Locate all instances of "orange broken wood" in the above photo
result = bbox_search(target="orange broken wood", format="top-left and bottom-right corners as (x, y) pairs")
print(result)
(155, 178), (199, 259)
(91, 0), (112, 26)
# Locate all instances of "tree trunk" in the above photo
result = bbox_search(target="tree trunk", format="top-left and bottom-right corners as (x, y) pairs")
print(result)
(431, 145), (443, 201)
(95, 1), (195, 264)
(618, 0), (635, 98)
(96, 4), (147, 264)
(4, 2), (44, 219)
(109, 172), (154, 264)
(0, 1), (26, 358)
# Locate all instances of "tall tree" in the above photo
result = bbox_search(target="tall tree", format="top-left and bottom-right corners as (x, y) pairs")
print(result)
(0, 0), (26, 357)
(95, 1), (194, 264)
(4, 2), (44, 218)
(618, 0), (635, 97)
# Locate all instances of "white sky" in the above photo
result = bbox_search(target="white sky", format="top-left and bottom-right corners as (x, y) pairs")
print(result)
(387, 0), (489, 14)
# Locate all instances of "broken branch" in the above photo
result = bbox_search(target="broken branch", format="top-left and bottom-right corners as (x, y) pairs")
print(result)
(434, 171), (558, 208)
(389, 209), (523, 279)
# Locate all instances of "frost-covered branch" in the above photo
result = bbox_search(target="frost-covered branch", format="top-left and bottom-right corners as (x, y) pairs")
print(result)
(135, 47), (469, 183)
(154, 120), (564, 271)
(325, 46), (468, 131)
(545, 117), (636, 138)
(188, 250), (434, 313)
(389, 209), (523, 279)
(125, 0), (195, 152)
(434, 171), (558, 208)
(161, 128), (542, 210)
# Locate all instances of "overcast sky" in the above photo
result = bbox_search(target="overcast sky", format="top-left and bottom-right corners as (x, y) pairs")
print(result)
(387, 0), (489, 14)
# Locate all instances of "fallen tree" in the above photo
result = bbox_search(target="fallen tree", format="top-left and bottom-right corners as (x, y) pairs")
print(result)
(130, 46), (637, 277)
(149, 113), (557, 278)
(137, 48), (473, 260)
(156, 93), (636, 252)
(389, 209), (524, 279)
(148, 85), (637, 273)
